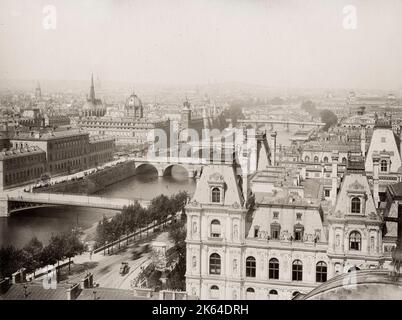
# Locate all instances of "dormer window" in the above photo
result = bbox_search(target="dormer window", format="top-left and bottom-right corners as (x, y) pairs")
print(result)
(254, 226), (260, 238)
(351, 197), (361, 214)
(270, 222), (281, 240)
(294, 224), (304, 241)
(380, 160), (388, 172)
(211, 187), (221, 203)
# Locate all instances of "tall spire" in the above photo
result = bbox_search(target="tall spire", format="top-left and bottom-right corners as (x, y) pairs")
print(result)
(89, 73), (95, 102)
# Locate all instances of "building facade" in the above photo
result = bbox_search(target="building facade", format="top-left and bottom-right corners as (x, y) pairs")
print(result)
(9, 129), (114, 177)
(185, 154), (394, 300)
(0, 146), (46, 190)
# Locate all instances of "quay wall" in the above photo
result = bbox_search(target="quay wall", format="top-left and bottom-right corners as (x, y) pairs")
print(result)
(33, 161), (137, 195)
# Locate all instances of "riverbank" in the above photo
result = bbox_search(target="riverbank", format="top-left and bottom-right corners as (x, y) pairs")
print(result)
(32, 161), (137, 195)
(0, 169), (196, 248)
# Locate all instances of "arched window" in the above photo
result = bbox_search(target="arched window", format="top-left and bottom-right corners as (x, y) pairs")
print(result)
(246, 287), (255, 300)
(268, 289), (278, 300)
(323, 156), (328, 163)
(342, 157), (347, 164)
(209, 253), (221, 275)
(292, 260), (303, 281)
(246, 256), (256, 277)
(349, 231), (361, 250)
(292, 291), (300, 298)
(314, 156), (319, 162)
(304, 156), (310, 162)
(269, 258), (279, 279)
(380, 160), (388, 172)
(211, 187), (221, 203)
(351, 197), (361, 214)
(316, 261), (327, 282)
(210, 219), (221, 238)
(210, 285), (219, 299)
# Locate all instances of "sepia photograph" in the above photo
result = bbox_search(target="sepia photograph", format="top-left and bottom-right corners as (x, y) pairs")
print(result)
(0, 0), (402, 307)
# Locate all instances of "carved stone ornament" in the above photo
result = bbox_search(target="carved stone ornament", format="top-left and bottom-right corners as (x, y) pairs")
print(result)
(208, 172), (224, 182)
(232, 201), (240, 209)
(349, 180), (365, 191)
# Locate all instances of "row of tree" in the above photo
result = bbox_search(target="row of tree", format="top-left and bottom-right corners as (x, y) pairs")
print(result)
(166, 213), (187, 290)
(94, 191), (189, 248)
(301, 100), (338, 131)
(0, 231), (84, 279)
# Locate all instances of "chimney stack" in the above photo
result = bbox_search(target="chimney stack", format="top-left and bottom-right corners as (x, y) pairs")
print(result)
(271, 131), (277, 166)
(372, 153), (380, 208)
(331, 152), (339, 206)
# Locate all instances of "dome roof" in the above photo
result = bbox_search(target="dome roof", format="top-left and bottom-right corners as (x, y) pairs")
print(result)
(126, 93), (142, 109)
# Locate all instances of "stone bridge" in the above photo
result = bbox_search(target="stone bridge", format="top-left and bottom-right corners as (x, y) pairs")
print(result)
(239, 119), (325, 131)
(132, 156), (224, 178)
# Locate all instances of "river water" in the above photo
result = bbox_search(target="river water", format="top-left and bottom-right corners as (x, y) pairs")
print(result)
(0, 127), (296, 249)
(0, 167), (196, 248)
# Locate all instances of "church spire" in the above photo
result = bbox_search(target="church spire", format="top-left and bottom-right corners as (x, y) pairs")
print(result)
(89, 73), (95, 102)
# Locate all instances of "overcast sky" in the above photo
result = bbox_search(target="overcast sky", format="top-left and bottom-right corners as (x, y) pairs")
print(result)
(0, 0), (402, 90)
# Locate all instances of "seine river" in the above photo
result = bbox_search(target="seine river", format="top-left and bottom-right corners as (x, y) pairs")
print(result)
(0, 127), (295, 248)
(0, 167), (196, 248)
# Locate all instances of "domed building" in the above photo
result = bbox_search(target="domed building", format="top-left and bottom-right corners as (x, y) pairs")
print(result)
(81, 74), (106, 117)
(78, 89), (171, 148)
(125, 92), (143, 119)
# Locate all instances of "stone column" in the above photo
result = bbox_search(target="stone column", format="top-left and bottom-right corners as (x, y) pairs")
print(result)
(0, 195), (9, 218)
(331, 152), (339, 206)
(372, 153), (380, 207)
(328, 227), (335, 251)
(360, 125), (366, 157)
(270, 131), (277, 166)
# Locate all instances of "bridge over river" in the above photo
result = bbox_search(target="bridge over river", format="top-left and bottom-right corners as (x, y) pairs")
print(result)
(0, 191), (150, 217)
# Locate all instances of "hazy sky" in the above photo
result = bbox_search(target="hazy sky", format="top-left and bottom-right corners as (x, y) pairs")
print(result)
(1, 0), (402, 89)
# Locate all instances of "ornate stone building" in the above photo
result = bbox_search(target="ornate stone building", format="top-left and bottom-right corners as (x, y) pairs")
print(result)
(185, 153), (395, 300)
(78, 89), (170, 148)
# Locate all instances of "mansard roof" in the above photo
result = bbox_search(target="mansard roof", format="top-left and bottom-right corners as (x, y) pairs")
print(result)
(331, 172), (379, 220)
(190, 164), (244, 207)
(365, 125), (402, 172)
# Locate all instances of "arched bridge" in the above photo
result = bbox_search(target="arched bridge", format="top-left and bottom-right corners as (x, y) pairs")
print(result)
(0, 191), (150, 217)
(238, 119), (325, 131)
(133, 156), (207, 178)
